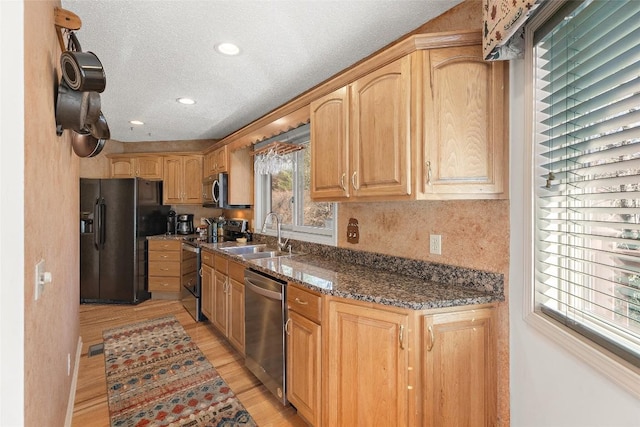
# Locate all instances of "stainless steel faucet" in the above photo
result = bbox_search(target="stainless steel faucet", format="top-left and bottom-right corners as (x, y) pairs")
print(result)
(261, 212), (289, 252)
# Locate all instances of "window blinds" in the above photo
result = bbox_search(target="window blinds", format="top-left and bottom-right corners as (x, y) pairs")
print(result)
(533, 0), (640, 366)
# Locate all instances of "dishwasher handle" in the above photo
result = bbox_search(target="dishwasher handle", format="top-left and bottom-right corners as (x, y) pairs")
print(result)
(245, 278), (283, 301)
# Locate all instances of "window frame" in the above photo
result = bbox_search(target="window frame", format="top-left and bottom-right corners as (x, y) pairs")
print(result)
(523, 0), (640, 398)
(254, 139), (337, 246)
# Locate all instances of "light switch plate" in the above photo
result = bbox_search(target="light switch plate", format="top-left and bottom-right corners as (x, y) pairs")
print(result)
(35, 259), (45, 300)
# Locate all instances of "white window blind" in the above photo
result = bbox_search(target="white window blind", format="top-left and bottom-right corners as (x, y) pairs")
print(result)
(533, 0), (640, 367)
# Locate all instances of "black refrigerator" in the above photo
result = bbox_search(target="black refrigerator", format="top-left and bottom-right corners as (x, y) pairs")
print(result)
(80, 178), (170, 303)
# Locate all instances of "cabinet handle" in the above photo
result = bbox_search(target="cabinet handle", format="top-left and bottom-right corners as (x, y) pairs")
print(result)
(426, 161), (432, 186)
(399, 324), (405, 350)
(294, 297), (308, 305)
(160, 267), (169, 271)
(285, 318), (291, 335)
(427, 325), (434, 352)
(340, 173), (347, 191)
(351, 171), (358, 190)
(198, 267), (202, 277)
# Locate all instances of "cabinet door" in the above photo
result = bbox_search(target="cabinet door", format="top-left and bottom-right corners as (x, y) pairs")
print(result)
(182, 155), (203, 204)
(287, 310), (321, 427)
(350, 56), (412, 198)
(201, 264), (214, 319)
(310, 86), (350, 200)
(212, 270), (228, 334)
(228, 147), (253, 206)
(326, 300), (409, 426)
(215, 146), (228, 173)
(136, 156), (163, 180)
(163, 156), (183, 204)
(227, 277), (245, 354)
(110, 158), (135, 178)
(423, 308), (496, 427)
(422, 46), (507, 197)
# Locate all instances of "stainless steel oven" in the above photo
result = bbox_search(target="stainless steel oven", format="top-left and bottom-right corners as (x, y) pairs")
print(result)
(181, 241), (203, 321)
(244, 268), (288, 405)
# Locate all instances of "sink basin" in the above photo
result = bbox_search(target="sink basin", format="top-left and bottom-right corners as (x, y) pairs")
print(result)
(220, 244), (268, 255)
(220, 244), (294, 260)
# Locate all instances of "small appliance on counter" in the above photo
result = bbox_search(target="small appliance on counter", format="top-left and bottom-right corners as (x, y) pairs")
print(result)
(166, 210), (176, 234)
(222, 218), (249, 242)
(176, 214), (194, 235)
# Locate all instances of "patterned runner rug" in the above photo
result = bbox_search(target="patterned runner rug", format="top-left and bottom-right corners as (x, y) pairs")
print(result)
(103, 315), (256, 427)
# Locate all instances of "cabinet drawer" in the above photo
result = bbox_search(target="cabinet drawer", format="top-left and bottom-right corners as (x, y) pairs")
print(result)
(148, 250), (181, 262)
(287, 285), (322, 324)
(228, 260), (245, 283)
(148, 260), (180, 276)
(148, 240), (181, 251)
(201, 250), (215, 267)
(148, 276), (181, 292)
(215, 255), (228, 274)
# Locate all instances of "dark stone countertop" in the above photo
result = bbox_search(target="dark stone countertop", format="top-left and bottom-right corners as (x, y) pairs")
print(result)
(195, 240), (504, 311)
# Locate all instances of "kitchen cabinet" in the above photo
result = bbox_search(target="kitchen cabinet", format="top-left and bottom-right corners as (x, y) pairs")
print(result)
(227, 147), (253, 206)
(311, 56), (411, 201)
(201, 250), (214, 319)
(311, 37), (507, 202)
(420, 45), (507, 198)
(324, 298), (411, 427)
(109, 154), (163, 180)
(286, 284), (322, 426)
(163, 154), (203, 204)
(422, 307), (497, 427)
(210, 254), (245, 354)
(203, 145), (228, 178)
(147, 240), (181, 298)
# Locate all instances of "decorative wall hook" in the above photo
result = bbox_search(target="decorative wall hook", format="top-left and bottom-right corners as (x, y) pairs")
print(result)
(54, 7), (82, 52)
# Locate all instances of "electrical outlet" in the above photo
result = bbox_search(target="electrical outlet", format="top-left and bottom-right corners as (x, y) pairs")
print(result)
(429, 234), (442, 255)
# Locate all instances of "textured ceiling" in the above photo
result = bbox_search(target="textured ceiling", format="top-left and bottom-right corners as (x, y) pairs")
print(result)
(61, 0), (462, 143)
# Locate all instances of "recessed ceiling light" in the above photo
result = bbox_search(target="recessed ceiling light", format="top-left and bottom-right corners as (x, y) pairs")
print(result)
(177, 97), (196, 105)
(129, 120), (144, 125)
(215, 42), (240, 56)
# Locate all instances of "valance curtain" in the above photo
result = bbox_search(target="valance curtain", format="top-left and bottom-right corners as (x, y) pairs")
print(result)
(483, 0), (543, 60)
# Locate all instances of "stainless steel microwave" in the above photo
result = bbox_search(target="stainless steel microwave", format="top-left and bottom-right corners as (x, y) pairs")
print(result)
(202, 173), (227, 208)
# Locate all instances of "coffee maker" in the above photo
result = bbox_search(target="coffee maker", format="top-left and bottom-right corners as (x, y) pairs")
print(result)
(176, 214), (194, 235)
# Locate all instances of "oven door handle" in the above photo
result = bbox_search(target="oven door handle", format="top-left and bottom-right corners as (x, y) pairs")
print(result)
(244, 278), (283, 301)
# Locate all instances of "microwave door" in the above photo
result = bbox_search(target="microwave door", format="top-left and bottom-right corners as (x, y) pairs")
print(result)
(212, 179), (220, 204)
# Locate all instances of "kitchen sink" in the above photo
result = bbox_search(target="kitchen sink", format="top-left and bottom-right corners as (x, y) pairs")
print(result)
(220, 244), (295, 260)
(220, 244), (268, 255)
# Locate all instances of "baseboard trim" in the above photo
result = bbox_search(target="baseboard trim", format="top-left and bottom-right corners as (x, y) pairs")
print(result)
(65, 336), (83, 427)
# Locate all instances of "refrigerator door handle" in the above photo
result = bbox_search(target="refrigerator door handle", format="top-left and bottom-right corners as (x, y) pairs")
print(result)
(99, 198), (106, 249)
(94, 198), (101, 248)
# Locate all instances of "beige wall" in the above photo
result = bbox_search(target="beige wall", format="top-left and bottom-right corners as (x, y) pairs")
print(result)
(24, 1), (80, 425)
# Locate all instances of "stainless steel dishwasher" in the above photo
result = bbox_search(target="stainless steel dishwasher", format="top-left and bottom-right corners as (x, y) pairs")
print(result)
(244, 268), (288, 405)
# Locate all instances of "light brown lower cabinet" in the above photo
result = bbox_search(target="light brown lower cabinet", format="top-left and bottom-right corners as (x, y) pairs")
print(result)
(283, 293), (496, 427)
(203, 251), (245, 355)
(324, 298), (411, 427)
(286, 285), (322, 426)
(422, 307), (497, 427)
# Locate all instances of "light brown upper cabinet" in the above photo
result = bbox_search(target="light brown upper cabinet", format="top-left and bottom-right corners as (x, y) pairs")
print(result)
(311, 56), (412, 201)
(109, 155), (163, 180)
(311, 35), (507, 202)
(419, 45), (507, 198)
(163, 155), (203, 205)
(203, 145), (228, 179)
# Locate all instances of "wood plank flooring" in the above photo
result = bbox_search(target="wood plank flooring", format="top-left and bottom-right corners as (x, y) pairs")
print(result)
(72, 300), (307, 427)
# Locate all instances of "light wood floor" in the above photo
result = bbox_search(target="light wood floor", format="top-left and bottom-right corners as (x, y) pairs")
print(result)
(72, 300), (307, 427)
